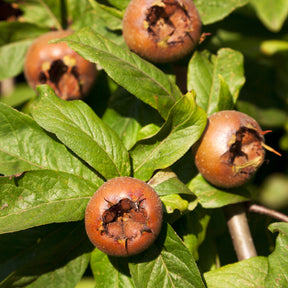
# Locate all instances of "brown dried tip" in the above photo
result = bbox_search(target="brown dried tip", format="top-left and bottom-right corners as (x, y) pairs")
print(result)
(123, 0), (202, 63)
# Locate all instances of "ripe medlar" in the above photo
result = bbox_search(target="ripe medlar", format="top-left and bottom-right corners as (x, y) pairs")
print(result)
(85, 177), (163, 257)
(24, 30), (97, 100)
(194, 110), (280, 189)
(122, 0), (202, 63)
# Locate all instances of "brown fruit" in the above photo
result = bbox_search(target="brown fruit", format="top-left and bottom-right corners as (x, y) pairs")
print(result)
(24, 30), (97, 100)
(122, 0), (202, 63)
(194, 110), (280, 189)
(85, 177), (163, 257)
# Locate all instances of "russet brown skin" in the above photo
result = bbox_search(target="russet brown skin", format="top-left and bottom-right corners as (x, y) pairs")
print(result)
(194, 111), (266, 189)
(122, 0), (202, 63)
(85, 177), (163, 257)
(24, 30), (97, 100)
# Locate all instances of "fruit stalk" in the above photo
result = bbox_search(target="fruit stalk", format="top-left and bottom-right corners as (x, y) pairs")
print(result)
(224, 203), (257, 261)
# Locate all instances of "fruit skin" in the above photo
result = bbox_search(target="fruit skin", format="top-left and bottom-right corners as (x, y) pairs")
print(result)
(122, 0), (202, 63)
(85, 177), (163, 257)
(194, 110), (266, 189)
(24, 30), (97, 100)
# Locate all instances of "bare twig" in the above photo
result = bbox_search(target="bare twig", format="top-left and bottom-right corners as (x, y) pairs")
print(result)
(247, 202), (288, 222)
(224, 203), (257, 261)
(0, 78), (14, 96)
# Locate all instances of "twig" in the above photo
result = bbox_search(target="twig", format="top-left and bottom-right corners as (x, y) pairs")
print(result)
(247, 202), (288, 222)
(0, 78), (14, 96)
(224, 203), (257, 261)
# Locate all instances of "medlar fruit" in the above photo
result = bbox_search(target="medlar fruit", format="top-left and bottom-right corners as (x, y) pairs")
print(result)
(194, 110), (280, 189)
(122, 0), (202, 63)
(24, 30), (97, 100)
(85, 177), (163, 257)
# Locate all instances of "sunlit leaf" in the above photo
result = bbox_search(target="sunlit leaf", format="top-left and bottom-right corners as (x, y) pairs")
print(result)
(131, 92), (206, 181)
(57, 27), (182, 119)
(0, 170), (100, 234)
(32, 85), (130, 180)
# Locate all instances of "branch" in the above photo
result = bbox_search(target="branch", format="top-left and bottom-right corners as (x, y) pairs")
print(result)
(247, 202), (288, 222)
(224, 203), (257, 261)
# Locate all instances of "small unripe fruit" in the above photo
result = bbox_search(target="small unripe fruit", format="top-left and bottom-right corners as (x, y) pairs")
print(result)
(122, 0), (202, 63)
(24, 30), (97, 100)
(194, 110), (280, 189)
(85, 177), (163, 257)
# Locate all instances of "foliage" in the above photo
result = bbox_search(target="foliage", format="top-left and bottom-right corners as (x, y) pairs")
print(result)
(0, 0), (288, 287)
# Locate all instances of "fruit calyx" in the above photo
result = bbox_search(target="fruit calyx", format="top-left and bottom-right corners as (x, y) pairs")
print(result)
(99, 196), (152, 253)
(222, 126), (280, 176)
(144, 0), (195, 47)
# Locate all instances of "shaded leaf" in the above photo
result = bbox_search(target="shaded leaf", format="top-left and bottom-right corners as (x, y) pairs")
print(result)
(0, 102), (97, 183)
(236, 100), (288, 128)
(204, 256), (268, 287)
(148, 170), (194, 196)
(0, 22), (47, 46)
(265, 222), (288, 287)
(0, 40), (32, 80)
(251, 0), (288, 32)
(259, 174), (288, 210)
(18, 0), (62, 30)
(175, 206), (211, 260)
(129, 224), (206, 288)
(0, 170), (100, 234)
(131, 92), (207, 181)
(188, 174), (250, 208)
(187, 48), (245, 115)
(0, 83), (35, 107)
(32, 85), (130, 180)
(57, 27), (182, 119)
(0, 222), (92, 288)
(106, 0), (130, 10)
(90, 250), (134, 288)
(194, 0), (248, 25)
(161, 194), (189, 214)
(102, 88), (163, 150)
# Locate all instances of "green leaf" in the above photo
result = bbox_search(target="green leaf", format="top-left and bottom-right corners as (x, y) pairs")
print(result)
(0, 102), (97, 183)
(129, 224), (206, 288)
(188, 174), (250, 208)
(251, 0), (288, 32)
(0, 22), (47, 46)
(0, 222), (92, 287)
(161, 194), (189, 214)
(102, 88), (163, 150)
(175, 206), (211, 260)
(0, 40), (32, 80)
(0, 83), (35, 107)
(0, 22), (48, 79)
(148, 170), (195, 196)
(236, 100), (288, 128)
(259, 174), (288, 210)
(90, 250), (134, 288)
(204, 256), (268, 287)
(57, 27), (182, 119)
(194, 0), (249, 25)
(131, 92), (207, 181)
(265, 222), (288, 287)
(187, 48), (245, 115)
(18, 0), (63, 30)
(70, 1), (123, 45)
(106, 0), (130, 10)
(0, 170), (100, 234)
(32, 85), (130, 180)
